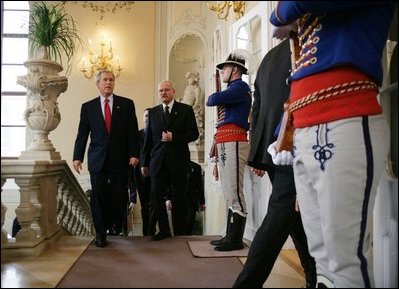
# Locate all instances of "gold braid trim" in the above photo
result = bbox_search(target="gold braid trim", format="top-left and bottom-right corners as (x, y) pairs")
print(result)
(289, 80), (378, 113)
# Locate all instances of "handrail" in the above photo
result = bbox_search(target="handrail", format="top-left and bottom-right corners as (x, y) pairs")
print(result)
(1, 159), (94, 258)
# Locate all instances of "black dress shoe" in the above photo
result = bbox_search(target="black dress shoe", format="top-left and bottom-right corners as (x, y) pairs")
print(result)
(305, 270), (316, 288)
(95, 234), (107, 247)
(210, 236), (227, 246)
(95, 238), (107, 247)
(151, 232), (171, 241)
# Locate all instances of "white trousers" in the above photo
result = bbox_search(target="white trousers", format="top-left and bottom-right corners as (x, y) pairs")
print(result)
(293, 115), (390, 288)
(217, 141), (249, 215)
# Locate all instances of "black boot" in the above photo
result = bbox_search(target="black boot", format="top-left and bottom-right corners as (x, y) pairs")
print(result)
(305, 269), (317, 288)
(215, 212), (246, 251)
(300, 252), (316, 288)
(210, 208), (232, 245)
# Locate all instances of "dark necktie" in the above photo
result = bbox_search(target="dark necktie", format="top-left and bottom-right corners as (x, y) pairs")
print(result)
(104, 99), (112, 133)
(164, 105), (170, 125)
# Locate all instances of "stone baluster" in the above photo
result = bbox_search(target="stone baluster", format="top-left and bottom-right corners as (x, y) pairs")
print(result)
(13, 178), (40, 242)
(1, 178), (8, 244)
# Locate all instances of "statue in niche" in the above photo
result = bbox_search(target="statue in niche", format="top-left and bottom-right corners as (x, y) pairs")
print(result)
(181, 71), (204, 145)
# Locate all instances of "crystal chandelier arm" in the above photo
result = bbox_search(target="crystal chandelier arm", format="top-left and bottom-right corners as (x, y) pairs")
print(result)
(80, 38), (121, 79)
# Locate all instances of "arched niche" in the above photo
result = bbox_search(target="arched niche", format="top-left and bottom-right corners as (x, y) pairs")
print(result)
(169, 33), (205, 102)
(169, 33), (206, 162)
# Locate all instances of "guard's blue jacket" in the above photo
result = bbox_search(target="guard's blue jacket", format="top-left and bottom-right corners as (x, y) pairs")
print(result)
(270, 1), (396, 85)
(206, 78), (251, 131)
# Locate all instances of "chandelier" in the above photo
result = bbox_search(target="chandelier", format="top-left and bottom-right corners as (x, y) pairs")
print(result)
(206, 1), (246, 20)
(81, 35), (122, 79)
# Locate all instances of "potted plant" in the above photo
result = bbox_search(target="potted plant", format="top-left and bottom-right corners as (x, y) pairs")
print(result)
(17, 1), (83, 160)
(28, 1), (83, 74)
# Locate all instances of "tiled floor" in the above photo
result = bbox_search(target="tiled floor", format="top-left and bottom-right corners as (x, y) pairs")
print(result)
(1, 224), (305, 288)
(1, 236), (93, 288)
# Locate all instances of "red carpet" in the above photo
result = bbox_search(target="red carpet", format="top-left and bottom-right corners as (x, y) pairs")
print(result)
(57, 235), (244, 288)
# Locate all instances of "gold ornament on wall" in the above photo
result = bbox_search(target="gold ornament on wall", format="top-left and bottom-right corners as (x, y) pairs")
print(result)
(206, 1), (246, 20)
(61, 1), (135, 21)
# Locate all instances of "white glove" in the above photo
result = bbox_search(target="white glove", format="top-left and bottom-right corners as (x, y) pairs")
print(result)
(267, 141), (293, 166)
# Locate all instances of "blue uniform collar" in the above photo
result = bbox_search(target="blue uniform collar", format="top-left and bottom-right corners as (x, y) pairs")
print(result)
(227, 78), (242, 87)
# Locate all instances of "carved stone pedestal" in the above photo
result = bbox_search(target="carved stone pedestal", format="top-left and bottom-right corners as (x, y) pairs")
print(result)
(17, 59), (68, 161)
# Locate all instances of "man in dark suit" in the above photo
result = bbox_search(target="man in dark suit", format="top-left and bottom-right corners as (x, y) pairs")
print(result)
(73, 69), (140, 247)
(128, 108), (156, 236)
(233, 40), (316, 287)
(142, 80), (199, 240)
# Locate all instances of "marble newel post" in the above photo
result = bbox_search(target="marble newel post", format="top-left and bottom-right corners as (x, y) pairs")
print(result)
(17, 59), (68, 160)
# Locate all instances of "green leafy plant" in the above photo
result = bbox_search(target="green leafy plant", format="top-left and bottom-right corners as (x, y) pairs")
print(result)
(28, 1), (83, 71)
